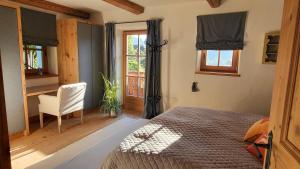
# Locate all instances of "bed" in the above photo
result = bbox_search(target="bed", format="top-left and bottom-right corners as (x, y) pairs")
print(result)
(102, 107), (263, 169)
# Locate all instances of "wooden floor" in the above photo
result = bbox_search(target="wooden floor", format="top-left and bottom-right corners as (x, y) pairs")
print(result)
(10, 109), (142, 169)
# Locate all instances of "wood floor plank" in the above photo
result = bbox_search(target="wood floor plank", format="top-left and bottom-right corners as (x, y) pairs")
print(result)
(10, 110), (139, 169)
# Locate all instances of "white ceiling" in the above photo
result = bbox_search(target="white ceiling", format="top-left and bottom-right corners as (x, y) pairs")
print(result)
(47, 0), (200, 13)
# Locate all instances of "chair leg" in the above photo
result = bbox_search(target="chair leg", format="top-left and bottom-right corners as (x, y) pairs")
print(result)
(80, 110), (84, 124)
(39, 112), (43, 128)
(57, 116), (62, 134)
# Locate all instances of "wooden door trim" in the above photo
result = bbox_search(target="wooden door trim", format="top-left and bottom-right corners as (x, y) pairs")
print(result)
(122, 30), (146, 112)
(16, 5), (29, 136)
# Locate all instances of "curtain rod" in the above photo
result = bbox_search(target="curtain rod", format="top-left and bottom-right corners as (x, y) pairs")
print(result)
(114, 20), (147, 25)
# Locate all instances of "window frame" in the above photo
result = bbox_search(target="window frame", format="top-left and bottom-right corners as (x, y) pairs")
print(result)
(23, 44), (48, 75)
(198, 50), (240, 74)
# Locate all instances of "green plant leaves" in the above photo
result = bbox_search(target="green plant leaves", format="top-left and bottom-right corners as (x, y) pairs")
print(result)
(101, 73), (121, 113)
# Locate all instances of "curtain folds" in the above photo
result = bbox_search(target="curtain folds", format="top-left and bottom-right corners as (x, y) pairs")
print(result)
(105, 23), (116, 82)
(144, 19), (162, 119)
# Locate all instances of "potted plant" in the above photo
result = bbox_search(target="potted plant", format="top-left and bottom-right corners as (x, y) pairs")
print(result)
(101, 74), (120, 117)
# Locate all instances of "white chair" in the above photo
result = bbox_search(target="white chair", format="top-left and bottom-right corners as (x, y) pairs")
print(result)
(38, 83), (87, 133)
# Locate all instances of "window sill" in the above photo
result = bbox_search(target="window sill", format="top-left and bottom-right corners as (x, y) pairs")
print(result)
(25, 73), (58, 80)
(195, 71), (240, 77)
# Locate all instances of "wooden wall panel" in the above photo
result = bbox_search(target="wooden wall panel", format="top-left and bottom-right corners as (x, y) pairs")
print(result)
(57, 19), (79, 84)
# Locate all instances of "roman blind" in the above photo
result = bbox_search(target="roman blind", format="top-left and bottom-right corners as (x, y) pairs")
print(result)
(21, 8), (58, 46)
(196, 12), (247, 50)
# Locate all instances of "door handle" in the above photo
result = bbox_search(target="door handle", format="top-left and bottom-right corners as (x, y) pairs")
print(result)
(254, 131), (273, 169)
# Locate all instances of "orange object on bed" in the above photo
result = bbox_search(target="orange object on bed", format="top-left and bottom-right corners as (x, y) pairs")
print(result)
(244, 117), (269, 142)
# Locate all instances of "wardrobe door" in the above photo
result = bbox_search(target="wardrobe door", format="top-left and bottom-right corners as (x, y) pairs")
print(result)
(92, 25), (104, 108)
(0, 6), (24, 134)
(78, 22), (93, 109)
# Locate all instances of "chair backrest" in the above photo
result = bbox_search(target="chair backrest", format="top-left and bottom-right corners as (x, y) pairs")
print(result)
(57, 82), (87, 115)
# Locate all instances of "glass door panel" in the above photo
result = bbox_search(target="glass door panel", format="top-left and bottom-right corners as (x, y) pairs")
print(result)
(123, 30), (147, 112)
(125, 31), (147, 98)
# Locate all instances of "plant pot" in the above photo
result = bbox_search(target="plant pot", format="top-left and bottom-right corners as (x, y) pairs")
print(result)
(110, 110), (117, 118)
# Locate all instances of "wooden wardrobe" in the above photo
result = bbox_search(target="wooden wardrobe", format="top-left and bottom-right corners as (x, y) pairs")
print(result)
(57, 19), (104, 110)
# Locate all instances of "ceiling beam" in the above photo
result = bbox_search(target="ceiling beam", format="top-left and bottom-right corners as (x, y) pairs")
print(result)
(207, 0), (222, 8)
(103, 0), (144, 15)
(9, 0), (90, 19)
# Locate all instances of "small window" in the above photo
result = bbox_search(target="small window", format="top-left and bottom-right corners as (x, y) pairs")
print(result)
(197, 50), (240, 75)
(23, 44), (48, 75)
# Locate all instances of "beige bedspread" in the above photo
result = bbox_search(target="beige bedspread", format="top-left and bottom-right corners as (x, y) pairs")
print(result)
(102, 107), (263, 169)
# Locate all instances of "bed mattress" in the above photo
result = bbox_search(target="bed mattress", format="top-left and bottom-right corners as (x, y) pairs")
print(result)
(102, 107), (263, 169)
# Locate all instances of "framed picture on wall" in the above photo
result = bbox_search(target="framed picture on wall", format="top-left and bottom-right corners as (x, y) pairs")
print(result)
(262, 31), (280, 64)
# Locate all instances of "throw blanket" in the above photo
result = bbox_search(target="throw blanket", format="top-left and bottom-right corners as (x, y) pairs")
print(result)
(102, 107), (263, 169)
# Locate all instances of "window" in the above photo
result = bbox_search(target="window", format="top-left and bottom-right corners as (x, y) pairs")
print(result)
(23, 44), (47, 74)
(197, 50), (240, 75)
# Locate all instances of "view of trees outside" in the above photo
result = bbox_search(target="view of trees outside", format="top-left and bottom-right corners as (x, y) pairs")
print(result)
(127, 34), (147, 73)
(24, 45), (43, 69)
(206, 50), (233, 67)
(126, 33), (147, 97)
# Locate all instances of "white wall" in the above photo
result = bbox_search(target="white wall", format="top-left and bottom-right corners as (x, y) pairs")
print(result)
(47, 47), (59, 75)
(103, 0), (284, 115)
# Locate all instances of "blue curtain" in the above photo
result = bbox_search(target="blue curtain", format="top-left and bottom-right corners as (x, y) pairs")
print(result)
(105, 23), (116, 81)
(144, 19), (162, 119)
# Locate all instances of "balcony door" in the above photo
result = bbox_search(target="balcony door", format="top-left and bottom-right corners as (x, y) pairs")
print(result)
(123, 30), (147, 113)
